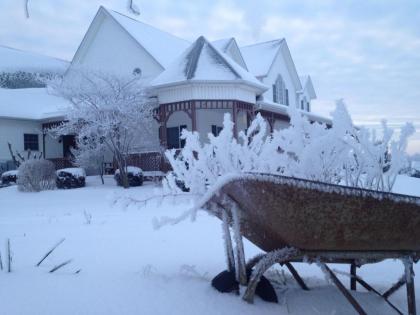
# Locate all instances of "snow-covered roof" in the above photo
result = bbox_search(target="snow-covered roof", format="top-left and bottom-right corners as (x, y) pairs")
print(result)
(240, 39), (284, 78)
(257, 100), (331, 125)
(211, 38), (233, 52)
(0, 45), (69, 74)
(104, 7), (190, 69)
(0, 88), (69, 120)
(151, 36), (266, 91)
(299, 75), (317, 99)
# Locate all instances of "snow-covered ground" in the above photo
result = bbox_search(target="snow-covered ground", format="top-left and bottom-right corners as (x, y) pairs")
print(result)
(0, 175), (419, 314)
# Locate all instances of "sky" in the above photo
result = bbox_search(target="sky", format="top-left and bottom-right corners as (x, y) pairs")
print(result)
(0, 0), (419, 153)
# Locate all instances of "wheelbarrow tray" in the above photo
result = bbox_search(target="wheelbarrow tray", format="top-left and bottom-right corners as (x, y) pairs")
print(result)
(205, 173), (420, 253)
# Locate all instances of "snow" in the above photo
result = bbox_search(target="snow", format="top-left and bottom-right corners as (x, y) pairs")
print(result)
(0, 88), (70, 120)
(56, 168), (86, 178)
(0, 45), (69, 73)
(105, 8), (190, 69)
(211, 38), (233, 52)
(392, 175), (420, 197)
(0, 175), (418, 314)
(240, 39), (284, 78)
(151, 36), (267, 91)
(257, 100), (332, 125)
(115, 166), (143, 176)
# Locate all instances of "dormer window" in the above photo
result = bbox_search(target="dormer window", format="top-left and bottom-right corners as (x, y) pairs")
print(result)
(272, 75), (289, 105)
(133, 67), (142, 76)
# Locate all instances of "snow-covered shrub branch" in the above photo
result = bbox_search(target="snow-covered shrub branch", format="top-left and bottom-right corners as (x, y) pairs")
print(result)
(47, 69), (157, 188)
(165, 100), (414, 197)
(17, 159), (56, 192)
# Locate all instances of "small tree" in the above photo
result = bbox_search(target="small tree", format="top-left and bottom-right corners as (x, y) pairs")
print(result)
(48, 70), (156, 188)
(71, 136), (107, 184)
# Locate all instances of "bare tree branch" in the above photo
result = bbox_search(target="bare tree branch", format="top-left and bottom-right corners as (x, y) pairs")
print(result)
(24, 0), (29, 18)
(128, 0), (140, 15)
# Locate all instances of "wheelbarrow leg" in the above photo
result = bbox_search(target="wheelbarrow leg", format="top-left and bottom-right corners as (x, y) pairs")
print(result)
(350, 262), (357, 291)
(221, 209), (235, 272)
(404, 259), (416, 315)
(320, 263), (367, 315)
(284, 262), (309, 291)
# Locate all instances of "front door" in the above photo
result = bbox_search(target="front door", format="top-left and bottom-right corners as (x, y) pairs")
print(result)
(62, 135), (76, 158)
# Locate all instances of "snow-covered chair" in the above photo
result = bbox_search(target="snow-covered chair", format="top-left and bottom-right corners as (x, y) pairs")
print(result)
(201, 173), (420, 315)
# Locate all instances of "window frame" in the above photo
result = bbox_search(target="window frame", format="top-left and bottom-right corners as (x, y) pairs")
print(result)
(23, 133), (39, 151)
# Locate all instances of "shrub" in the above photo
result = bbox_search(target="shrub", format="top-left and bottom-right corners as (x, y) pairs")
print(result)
(1, 170), (18, 185)
(56, 168), (86, 189)
(114, 166), (143, 187)
(17, 160), (56, 192)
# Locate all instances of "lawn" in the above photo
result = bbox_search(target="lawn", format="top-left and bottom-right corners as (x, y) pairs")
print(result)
(0, 175), (418, 314)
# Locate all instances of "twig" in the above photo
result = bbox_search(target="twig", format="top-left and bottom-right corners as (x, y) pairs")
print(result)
(49, 259), (73, 273)
(7, 238), (11, 273)
(0, 249), (3, 271)
(36, 238), (65, 267)
(24, 0), (29, 18)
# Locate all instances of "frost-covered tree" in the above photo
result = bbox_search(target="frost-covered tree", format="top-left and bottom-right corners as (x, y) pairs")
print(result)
(48, 70), (156, 188)
(71, 135), (107, 184)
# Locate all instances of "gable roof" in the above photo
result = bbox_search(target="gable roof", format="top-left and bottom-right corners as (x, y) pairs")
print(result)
(300, 75), (317, 99)
(240, 39), (283, 78)
(212, 38), (248, 70)
(0, 45), (69, 74)
(151, 36), (266, 91)
(104, 7), (190, 68)
(241, 39), (302, 91)
(0, 88), (69, 120)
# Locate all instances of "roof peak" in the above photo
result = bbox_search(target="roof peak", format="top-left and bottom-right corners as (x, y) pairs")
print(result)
(102, 6), (189, 45)
(241, 38), (284, 48)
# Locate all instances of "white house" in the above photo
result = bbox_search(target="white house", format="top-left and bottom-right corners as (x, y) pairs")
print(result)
(0, 46), (71, 171)
(0, 6), (324, 172)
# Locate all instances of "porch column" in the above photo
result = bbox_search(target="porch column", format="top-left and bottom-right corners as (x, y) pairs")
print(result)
(232, 101), (238, 137)
(192, 101), (197, 131)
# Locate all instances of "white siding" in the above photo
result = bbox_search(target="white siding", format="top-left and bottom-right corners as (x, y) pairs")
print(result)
(196, 109), (232, 142)
(156, 83), (257, 104)
(273, 119), (290, 130)
(261, 51), (298, 108)
(72, 13), (163, 82)
(0, 118), (43, 161)
(166, 111), (192, 130)
(44, 134), (63, 159)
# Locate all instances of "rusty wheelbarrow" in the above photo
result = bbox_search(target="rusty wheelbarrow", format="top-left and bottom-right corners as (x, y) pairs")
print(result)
(200, 173), (420, 315)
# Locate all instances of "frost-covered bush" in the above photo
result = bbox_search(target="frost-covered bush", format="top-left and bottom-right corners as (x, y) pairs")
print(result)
(165, 101), (414, 196)
(56, 168), (86, 189)
(114, 166), (144, 187)
(17, 159), (57, 192)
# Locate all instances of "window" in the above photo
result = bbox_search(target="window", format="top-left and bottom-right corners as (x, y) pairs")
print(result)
(306, 101), (310, 112)
(24, 133), (39, 151)
(166, 125), (187, 149)
(211, 125), (223, 137)
(301, 100), (304, 110)
(273, 75), (287, 105)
